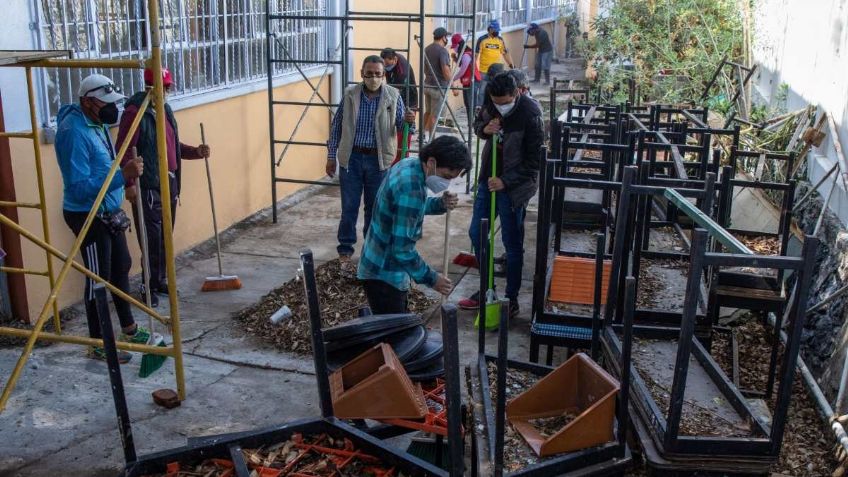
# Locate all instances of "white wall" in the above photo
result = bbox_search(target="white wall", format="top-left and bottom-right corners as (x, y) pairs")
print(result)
(0, 2), (40, 132)
(752, 0), (848, 226)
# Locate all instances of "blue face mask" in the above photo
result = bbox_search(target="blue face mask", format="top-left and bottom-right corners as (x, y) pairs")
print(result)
(426, 174), (451, 193)
(385, 63), (396, 72)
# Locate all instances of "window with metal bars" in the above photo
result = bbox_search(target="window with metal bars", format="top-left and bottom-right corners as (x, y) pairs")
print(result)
(501, 0), (525, 27)
(441, 0), (493, 36)
(531, 0), (559, 21)
(36, 0), (328, 123)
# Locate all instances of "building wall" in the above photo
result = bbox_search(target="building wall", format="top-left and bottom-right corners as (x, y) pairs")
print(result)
(752, 0), (848, 226)
(1, 0), (555, 322)
(6, 79), (329, 321)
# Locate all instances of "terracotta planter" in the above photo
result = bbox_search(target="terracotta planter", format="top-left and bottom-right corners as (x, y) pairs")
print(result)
(507, 353), (619, 457)
(329, 343), (428, 420)
(549, 255), (612, 305)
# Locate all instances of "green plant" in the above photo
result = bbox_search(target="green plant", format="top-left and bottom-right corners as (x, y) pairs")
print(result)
(585, 0), (744, 104)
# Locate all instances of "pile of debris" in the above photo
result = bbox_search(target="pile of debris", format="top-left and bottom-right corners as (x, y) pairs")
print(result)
(234, 259), (437, 355)
(146, 433), (399, 476)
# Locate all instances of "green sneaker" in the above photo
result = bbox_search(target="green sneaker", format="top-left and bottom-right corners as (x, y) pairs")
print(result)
(88, 346), (132, 364)
(121, 325), (151, 345)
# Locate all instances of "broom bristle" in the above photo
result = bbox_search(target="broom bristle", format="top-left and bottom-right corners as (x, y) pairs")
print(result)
(201, 275), (242, 292)
(139, 337), (168, 378)
(452, 252), (478, 269)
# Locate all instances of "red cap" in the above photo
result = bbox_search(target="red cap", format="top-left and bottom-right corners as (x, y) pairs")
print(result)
(143, 67), (173, 87)
(451, 33), (464, 49)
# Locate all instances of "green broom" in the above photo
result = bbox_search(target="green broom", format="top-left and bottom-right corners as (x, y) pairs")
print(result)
(135, 170), (168, 378)
(474, 134), (501, 331)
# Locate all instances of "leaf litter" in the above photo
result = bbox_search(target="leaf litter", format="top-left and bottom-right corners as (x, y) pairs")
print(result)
(234, 258), (436, 355)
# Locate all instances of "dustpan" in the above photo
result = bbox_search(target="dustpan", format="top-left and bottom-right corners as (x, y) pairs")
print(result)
(507, 353), (619, 457)
(474, 133), (502, 331)
(329, 343), (427, 420)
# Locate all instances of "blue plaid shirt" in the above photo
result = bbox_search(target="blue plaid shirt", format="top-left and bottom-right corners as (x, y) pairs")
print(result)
(327, 88), (408, 159)
(357, 158), (446, 290)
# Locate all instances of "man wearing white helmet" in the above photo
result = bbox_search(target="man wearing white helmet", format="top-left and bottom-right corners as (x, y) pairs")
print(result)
(55, 73), (147, 364)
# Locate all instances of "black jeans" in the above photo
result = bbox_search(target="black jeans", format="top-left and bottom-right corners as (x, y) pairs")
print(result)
(132, 176), (177, 292)
(462, 87), (474, 127)
(363, 280), (409, 315)
(63, 210), (135, 339)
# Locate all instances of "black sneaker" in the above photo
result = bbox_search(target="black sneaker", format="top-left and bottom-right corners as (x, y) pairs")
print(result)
(509, 300), (520, 318)
(155, 284), (179, 296)
(140, 286), (159, 308)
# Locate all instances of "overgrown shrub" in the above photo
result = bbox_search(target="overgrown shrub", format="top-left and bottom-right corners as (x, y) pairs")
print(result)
(580, 0), (745, 104)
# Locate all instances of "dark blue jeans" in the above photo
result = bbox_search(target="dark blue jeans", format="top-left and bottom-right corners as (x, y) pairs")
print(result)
(469, 182), (527, 300)
(337, 152), (385, 257)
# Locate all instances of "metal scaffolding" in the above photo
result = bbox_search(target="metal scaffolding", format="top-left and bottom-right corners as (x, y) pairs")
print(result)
(0, 0), (186, 412)
(266, 1), (479, 223)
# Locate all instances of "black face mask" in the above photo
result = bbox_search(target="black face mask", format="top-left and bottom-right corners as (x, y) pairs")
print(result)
(98, 102), (119, 125)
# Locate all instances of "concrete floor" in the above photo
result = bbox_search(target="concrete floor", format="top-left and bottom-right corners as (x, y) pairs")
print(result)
(0, 63), (584, 476)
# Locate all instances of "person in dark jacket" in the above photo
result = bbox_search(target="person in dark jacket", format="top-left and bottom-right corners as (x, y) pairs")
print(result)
(457, 73), (544, 317)
(524, 22), (554, 85)
(116, 67), (210, 306)
(381, 48), (418, 110)
(55, 73), (148, 363)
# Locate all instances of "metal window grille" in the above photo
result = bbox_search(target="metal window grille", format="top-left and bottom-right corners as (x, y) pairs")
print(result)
(501, 0), (525, 27)
(442, 0), (492, 35)
(531, 0), (558, 20)
(36, 0), (327, 123)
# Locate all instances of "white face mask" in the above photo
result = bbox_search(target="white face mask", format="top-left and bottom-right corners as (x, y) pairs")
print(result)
(424, 160), (451, 193)
(364, 76), (382, 91)
(494, 100), (516, 116)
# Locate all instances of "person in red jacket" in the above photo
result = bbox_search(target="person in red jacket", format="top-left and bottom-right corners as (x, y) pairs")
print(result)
(116, 68), (210, 307)
(450, 33), (480, 126)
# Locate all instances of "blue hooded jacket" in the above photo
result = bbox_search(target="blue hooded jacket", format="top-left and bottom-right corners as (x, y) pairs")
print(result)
(55, 104), (125, 213)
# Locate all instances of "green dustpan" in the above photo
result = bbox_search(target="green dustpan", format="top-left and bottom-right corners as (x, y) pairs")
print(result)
(474, 133), (501, 331)
(474, 290), (502, 331)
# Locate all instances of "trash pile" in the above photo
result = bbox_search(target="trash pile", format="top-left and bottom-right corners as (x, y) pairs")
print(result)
(234, 258), (437, 355)
(145, 433), (398, 477)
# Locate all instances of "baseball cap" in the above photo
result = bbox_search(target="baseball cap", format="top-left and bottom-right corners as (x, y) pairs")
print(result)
(433, 27), (449, 39)
(451, 33), (464, 49)
(488, 19), (501, 32)
(78, 74), (125, 103)
(144, 67), (173, 87)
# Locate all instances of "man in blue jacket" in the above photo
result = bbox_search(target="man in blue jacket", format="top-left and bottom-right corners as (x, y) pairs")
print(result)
(55, 73), (147, 363)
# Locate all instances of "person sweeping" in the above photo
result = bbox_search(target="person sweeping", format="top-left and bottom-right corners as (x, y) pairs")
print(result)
(357, 136), (472, 314)
(457, 72), (544, 320)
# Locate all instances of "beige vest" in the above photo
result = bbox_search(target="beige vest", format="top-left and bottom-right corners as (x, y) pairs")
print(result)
(336, 83), (400, 171)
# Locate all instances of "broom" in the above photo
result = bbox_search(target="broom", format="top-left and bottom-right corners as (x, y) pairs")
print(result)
(134, 146), (168, 377)
(474, 133), (502, 331)
(451, 136), (481, 269)
(200, 123), (242, 292)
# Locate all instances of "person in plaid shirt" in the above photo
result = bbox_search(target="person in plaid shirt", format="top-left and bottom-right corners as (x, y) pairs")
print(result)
(357, 136), (472, 314)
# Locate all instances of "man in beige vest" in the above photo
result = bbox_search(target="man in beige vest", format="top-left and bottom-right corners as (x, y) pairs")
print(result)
(326, 56), (416, 265)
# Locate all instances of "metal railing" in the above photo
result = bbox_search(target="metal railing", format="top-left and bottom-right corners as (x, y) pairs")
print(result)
(36, 0), (327, 122)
